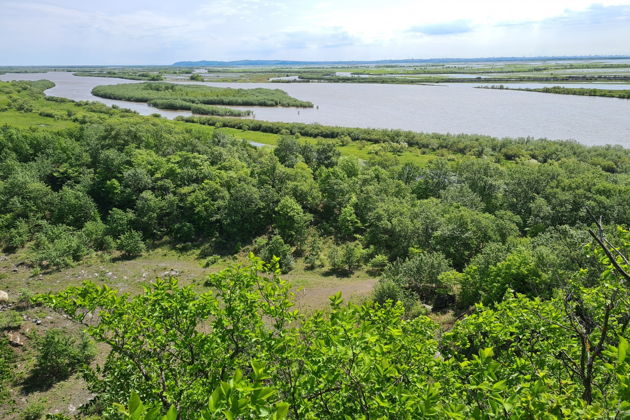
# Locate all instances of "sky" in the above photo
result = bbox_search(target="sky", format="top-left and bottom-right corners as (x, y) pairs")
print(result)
(1, 0), (630, 65)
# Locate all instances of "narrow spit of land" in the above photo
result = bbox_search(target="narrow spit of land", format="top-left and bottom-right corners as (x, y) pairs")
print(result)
(478, 84), (630, 99)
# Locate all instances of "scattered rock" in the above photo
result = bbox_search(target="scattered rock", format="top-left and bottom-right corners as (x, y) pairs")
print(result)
(8, 332), (24, 347)
(0, 290), (8, 302)
(163, 269), (181, 277)
(35, 319), (42, 325)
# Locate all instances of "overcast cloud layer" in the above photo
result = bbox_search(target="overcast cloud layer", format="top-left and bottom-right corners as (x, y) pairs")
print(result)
(1, 0), (629, 65)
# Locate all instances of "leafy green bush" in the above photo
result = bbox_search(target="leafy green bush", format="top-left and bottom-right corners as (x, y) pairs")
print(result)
(273, 196), (312, 244)
(0, 311), (23, 331)
(0, 338), (15, 396)
(31, 224), (89, 269)
(258, 235), (294, 273)
(382, 251), (452, 305)
(21, 401), (45, 420)
(367, 254), (389, 274)
(116, 230), (146, 259)
(39, 251), (629, 419)
(327, 241), (366, 274)
(373, 278), (404, 305)
(32, 329), (95, 384)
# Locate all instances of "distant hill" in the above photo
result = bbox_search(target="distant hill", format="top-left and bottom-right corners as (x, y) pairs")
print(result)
(173, 56), (630, 67)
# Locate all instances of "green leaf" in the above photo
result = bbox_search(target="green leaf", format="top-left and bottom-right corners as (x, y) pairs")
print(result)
(274, 402), (290, 420)
(162, 405), (177, 420)
(129, 391), (142, 414)
(209, 387), (221, 411)
(618, 337), (628, 363)
(481, 347), (494, 359)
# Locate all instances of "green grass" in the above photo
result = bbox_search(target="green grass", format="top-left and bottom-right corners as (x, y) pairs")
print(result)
(0, 110), (76, 130)
(217, 127), (441, 166)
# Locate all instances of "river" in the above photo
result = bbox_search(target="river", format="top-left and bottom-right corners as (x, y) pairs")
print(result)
(1, 71), (629, 147)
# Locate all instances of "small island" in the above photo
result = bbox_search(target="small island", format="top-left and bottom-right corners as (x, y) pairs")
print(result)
(91, 81), (313, 117)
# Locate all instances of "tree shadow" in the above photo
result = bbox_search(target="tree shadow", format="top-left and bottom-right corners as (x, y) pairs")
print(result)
(21, 369), (62, 394)
(321, 268), (353, 278)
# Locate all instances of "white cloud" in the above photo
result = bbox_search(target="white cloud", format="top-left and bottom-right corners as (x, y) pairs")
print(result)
(0, 0), (629, 64)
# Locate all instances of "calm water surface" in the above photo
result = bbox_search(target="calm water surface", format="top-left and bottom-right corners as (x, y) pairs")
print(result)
(1, 72), (629, 147)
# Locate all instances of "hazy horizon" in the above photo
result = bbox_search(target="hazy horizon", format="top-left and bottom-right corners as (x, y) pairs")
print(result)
(2, 0), (630, 66)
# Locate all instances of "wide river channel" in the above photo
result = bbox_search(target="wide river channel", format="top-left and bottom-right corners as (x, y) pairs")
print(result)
(1, 71), (629, 147)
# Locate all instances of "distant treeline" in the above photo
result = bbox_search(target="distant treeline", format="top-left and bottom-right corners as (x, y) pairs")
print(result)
(74, 71), (163, 81)
(350, 62), (630, 75)
(514, 86), (630, 99)
(92, 82), (313, 107)
(297, 73), (630, 84)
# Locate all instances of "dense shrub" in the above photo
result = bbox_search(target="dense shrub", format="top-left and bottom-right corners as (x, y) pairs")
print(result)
(31, 329), (95, 384)
(116, 230), (146, 259)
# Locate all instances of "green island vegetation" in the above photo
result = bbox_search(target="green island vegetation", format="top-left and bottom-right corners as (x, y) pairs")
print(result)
(295, 72), (630, 84)
(91, 82), (313, 108)
(73, 71), (164, 81)
(479, 84), (630, 99)
(0, 79), (629, 418)
(146, 99), (252, 117)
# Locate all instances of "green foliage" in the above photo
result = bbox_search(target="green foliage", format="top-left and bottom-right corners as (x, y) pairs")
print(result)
(327, 241), (366, 274)
(92, 82), (313, 108)
(274, 136), (302, 168)
(37, 250), (629, 419)
(146, 99), (252, 117)
(51, 187), (98, 228)
(40, 256), (297, 417)
(1, 77), (630, 318)
(273, 196), (312, 244)
(116, 367), (289, 420)
(367, 254), (389, 274)
(257, 235), (295, 273)
(517, 85), (630, 99)
(0, 338), (15, 397)
(31, 223), (89, 269)
(116, 230), (146, 259)
(337, 202), (362, 239)
(0, 311), (23, 331)
(32, 329), (95, 384)
(21, 402), (45, 420)
(380, 251), (453, 308)
(372, 278), (404, 305)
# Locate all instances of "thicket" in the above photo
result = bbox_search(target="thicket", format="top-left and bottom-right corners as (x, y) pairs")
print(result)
(74, 71), (163, 81)
(147, 99), (252, 117)
(182, 116), (630, 172)
(2, 78), (630, 418)
(30, 329), (95, 386)
(40, 244), (629, 418)
(1, 106), (629, 312)
(92, 82), (313, 107)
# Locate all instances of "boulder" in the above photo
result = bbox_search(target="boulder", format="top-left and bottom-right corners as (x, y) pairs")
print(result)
(0, 290), (8, 302)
